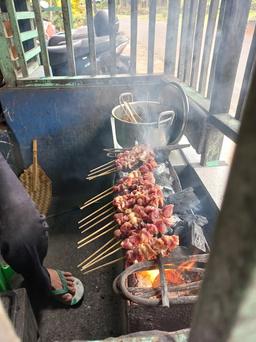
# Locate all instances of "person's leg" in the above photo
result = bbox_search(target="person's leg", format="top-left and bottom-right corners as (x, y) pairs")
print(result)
(0, 216), (51, 295)
(0, 153), (77, 304)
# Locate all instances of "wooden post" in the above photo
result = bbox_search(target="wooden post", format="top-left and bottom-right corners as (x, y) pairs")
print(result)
(108, 0), (116, 75)
(147, 0), (156, 74)
(5, 0), (28, 77)
(31, 0), (52, 77)
(164, 0), (181, 76)
(200, 0), (251, 166)
(198, 0), (220, 96)
(190, 0), (207, 89)
(189, 56), (256, 342)
(130, 0), (138, 75)
(235, 25), (256, 121)
(85, 0), (97, 76)
(61, 0), (76, 76)
(0, 17), (16, 86)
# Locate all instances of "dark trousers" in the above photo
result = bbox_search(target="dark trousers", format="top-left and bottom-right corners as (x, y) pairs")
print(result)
(0, 217), (51, 294)
(0, 153), (51, 294)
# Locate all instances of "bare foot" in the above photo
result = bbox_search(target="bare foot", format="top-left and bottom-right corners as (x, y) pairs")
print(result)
(47, 268), (76, 304)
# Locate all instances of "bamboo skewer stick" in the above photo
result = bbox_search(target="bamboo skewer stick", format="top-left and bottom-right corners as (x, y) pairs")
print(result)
(32, 139), (38, 192)
(78, 225), (117, 249)
(123, 101), (137, 123)
(126, 102), (142, 122)
(81, 186), (113, 206)
(79, 206), (113, 228)
(80, 190), (113, 210)
(77, 237), (116, 268)
(81, 240), (121, 270)
(80, 219), (116, 241)
(88, 163), (117, 176)
(90, 160), (115, 173)
(79, 210), (114, 231)
(86, 168), (118, 179)
(81, 246), (122, 271)
(83, 257), (124, 275)
(86, 168), (118, 180)
(78, 201), (113, 224)
(78, 220), (115, 243)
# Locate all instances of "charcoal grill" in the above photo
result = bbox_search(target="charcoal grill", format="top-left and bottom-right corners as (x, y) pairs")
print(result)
(108, 148), (214, 333)
(113, 254), (208, 306)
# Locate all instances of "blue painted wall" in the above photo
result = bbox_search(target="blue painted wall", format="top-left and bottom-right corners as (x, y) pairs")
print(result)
(0, 81), (158, 188)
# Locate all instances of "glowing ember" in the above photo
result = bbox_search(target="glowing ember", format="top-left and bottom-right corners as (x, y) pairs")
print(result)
(136, 260), (196, 288)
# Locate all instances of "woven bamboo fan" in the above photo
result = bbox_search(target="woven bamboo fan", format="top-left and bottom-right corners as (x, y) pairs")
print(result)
(19, 139), (52, 215)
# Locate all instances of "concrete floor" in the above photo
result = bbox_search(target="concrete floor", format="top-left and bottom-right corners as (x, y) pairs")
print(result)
(36, 184), (125, 342)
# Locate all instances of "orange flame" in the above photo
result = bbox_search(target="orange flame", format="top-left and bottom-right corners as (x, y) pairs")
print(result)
(137, 260), (196, 288)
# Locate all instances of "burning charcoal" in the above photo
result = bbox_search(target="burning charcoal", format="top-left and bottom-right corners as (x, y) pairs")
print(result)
(167, 187), (200, 214)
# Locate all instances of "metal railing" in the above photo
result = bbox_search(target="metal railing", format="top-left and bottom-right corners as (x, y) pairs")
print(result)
(0, 0), (255, 146)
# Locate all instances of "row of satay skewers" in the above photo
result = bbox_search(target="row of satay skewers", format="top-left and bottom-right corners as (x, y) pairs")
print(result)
(77, 145), (179, 275)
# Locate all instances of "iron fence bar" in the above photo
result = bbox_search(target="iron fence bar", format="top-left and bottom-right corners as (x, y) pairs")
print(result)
(190, 0), (207, 89)
(85, 0), (97, 76)
(178, 0), (191, 81)
(0, 18), (16, 86)
(198, 0), (220, 96)
(61, 0), (76, 76)
(164, 0), (181, 75)
(184, 0), (199, 84)
(235, 25), (256, 121)
(31, 0), (52, 77)
(206, 0), (226, 99)
(130, 0), (138, 75)
(5, 0), (28, 77)
(147, 0), (157, 74)
(108, 0), (116, 75)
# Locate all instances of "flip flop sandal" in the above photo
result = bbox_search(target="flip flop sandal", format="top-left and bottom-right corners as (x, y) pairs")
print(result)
(51, 270), (84, 306)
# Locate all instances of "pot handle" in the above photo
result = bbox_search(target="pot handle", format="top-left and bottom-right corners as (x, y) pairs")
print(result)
(158, 110), (175, 128)
(119, 92), (134, 106)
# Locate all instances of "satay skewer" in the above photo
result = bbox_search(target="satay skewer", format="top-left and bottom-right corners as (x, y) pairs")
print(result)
(81, 245), (122, 271)
(86, 168), (118, 180)
(78, 201), (113, 224)
(81, 240), (121, 270)
(78, 225), (118, 249)
(80, 219), (116, 241)
(88, 163), (117, 176)
(78, 220), (116, 243)
(81, 186), (113, 207)
(80, 190), (113, 209)
(79, 210), (114, 231)
(90, 160), (115, 173)
(77, 237), (116, 268)
(82, 257), (124, 275)
(79, 206), (113, 228)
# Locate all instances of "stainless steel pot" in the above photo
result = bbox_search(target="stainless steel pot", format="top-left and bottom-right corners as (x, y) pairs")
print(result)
(111, 83), (188, 147)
